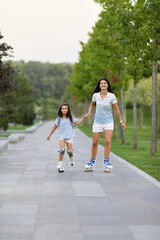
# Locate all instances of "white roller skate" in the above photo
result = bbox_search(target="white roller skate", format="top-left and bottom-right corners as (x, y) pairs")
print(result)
(84, 158), (96, 172)
(104, 159), (113, 173)
(67, 150), (74, 166)
(69, 156), (74, 166)
(57, 161), (64, 172)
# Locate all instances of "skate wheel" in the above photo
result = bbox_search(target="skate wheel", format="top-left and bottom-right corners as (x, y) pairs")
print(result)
(58, 169), (64, 173)
(84, 168), (92, 172)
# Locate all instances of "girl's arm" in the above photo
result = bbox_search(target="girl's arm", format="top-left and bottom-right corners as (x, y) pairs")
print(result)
(47, 124), (57, 140)
(113, 103), (126, 130)
(85, 101), (95, 118)
(74, 116), (86, 126)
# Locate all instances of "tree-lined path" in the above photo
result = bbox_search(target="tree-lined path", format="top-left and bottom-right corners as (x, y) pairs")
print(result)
(0, 121), (160, 240)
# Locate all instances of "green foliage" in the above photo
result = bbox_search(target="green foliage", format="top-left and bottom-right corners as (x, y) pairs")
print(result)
(71, 1), (123, 98)
(10, 61), (73, 120)
(0, 70), (35, 129)
(18, 106), (35, 126)
(126, 107), (151, 127)
(0, 33), (15, 94)
(71, 0), (159, 154)
(0, 109), (9, 132)
(125, 77), (153, 107)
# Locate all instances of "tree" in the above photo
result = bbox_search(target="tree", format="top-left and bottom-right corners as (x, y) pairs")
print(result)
(125, 78), (152, 128)
(143, 0), (160, 155)
(0, 33), (14, 94)
(71, 0), (130, 141)
(118, 0), (160, 154)
(11, 61), (73, 119)
(0, 71), (35, 128)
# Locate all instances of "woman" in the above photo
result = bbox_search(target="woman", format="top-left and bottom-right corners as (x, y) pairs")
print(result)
(85, 78), (126, 172)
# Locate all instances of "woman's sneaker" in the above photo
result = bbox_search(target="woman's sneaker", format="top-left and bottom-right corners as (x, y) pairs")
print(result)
(57, 161), (64, 172)
(84, 158), (96, 172)
(104, 160), (113, 173)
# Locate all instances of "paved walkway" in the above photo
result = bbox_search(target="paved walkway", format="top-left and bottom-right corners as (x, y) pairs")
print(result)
(0, 121), (160, 240)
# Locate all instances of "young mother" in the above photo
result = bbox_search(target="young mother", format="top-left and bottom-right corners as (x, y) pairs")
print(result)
(85, 78), (126, 172)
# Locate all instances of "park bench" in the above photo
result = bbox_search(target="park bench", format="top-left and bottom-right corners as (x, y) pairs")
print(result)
(8, 133), (25, 143)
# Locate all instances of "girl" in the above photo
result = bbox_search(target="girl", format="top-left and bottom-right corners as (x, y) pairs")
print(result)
(85, 78), (126, 172)
(47, 102), (86, 172)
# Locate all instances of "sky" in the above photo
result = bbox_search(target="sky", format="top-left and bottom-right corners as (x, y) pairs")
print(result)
(1, 0), (101, 64)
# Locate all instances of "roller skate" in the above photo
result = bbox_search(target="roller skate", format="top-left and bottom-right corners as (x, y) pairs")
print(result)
(69, 156), (74, 166)
(57, 161), (64, 172)
(103, 158), (112, 173)
(84, 158), (96, 172)
(67, 150), (74, 166)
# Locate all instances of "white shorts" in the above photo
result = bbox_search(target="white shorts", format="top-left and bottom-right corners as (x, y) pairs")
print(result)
(59, 138), (73, 143)
(92, 122), (114, 132)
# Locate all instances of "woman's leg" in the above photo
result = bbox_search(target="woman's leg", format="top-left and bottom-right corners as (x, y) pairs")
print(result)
(92, 132), (101, 159)
(104, 130), (113, 158)
(59, 140), (65, 161)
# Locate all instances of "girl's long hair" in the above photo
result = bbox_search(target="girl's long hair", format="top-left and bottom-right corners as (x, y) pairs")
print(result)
(92, 78), (113, 95)
(57, 102), (73, 124)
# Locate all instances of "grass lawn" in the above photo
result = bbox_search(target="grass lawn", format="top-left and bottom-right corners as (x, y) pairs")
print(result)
(8, 120), (41, 130)
(0, 134), (10, 137)
(8, 125), (29, 130)
(78, 123), (160, 181)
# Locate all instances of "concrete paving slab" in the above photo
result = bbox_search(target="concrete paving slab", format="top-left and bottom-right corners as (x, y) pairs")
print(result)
(34, 223), (84, 240)
(0, 121), (159, 240)
(0, 224), (34, 234)
(81, 225), (136, 240)
(0, 233), (33, 240)
(72, 181), (106, 197)
(129, 225), (160, 240)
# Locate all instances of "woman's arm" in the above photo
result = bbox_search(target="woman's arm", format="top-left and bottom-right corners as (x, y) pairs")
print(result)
(47, 124), (57, 140)
(113, 103), (126, 130)
(85, 101), (96, 118)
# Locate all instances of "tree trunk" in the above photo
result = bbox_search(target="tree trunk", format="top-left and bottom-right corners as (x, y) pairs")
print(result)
(113, 110), (117, 140)
(120, 87), (125, 144)
(118, 71), (125, 143)
(150, 61), (157, 155)
(139, 105), (143, 129)
(133, 81), (137, 149)
(83, 101), (89, 127)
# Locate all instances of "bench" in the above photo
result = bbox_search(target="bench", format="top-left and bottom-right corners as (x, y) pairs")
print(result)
(8, 133), (25, 143)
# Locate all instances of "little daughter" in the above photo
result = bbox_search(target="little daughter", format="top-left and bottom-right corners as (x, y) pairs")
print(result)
(47, 102), (86, 172)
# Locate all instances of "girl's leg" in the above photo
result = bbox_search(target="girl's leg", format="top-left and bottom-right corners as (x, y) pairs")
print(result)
(104, 130), (113, 158)
(59, 140), (65, 161)
(66, 142), (74, 165)
(66, 142), (72, 151)
(92, 132), (101, 159)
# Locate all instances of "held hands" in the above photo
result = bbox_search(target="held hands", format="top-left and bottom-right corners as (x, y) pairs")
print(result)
(84, 112), (91, 118)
